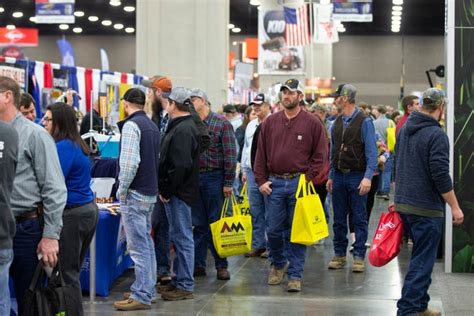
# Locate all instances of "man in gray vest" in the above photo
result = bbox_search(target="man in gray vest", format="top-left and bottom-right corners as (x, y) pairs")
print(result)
(326, 84), (378, 273)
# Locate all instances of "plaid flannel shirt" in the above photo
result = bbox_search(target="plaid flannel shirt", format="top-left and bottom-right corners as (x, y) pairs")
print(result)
(200, 111), (237, 187)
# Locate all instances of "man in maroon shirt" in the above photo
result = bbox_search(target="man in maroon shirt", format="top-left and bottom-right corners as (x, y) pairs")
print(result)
(254, 78), (328, 292)
(396, 95), (420, 135)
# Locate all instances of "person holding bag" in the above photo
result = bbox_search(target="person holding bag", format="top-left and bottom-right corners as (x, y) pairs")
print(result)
(43, 102), (99, 315)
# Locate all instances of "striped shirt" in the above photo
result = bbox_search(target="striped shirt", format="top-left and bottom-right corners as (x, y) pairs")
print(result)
(199, 111), (237, 187)
(10, 112), (67, 240)
(118, 121), (156, 204)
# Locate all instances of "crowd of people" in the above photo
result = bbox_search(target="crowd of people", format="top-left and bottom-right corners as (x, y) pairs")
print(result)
(0, 74), (464, 316)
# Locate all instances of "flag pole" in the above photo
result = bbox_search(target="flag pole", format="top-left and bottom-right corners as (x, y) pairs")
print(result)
(309, 0), (315, 100)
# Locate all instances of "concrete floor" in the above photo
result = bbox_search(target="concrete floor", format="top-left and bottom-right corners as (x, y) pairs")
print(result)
(83, 198), (474, 315)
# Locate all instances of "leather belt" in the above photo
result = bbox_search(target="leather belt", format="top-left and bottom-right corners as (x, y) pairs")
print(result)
(15, 210), (38, 223)
(270, 172), (301, 180)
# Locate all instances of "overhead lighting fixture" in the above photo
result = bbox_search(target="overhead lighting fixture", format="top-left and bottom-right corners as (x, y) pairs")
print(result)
(74, 11), (85, 17)
(228, 23), (235, 29)
(59, 24), (69, 30)
(123, 6), (135, 12)
(250, 0), (261, 6)
(392, 11), (402, 16)
(231, 27), (241, 33)
(114, 23), (124, 30)
(125, 27), (135, 33)
(109, 0), (121, 6)
(392, 16), (402, 21)
(0, 7), (5, 13)
(391, 28), (400, 33)
(6, 25), (16, 30)
(102, 20), (112, 26)
(393, 0), (403, 5)
(29, 16), (37, 23)
(88, 16), (99, 22)
(392, 6), (403, 11)
(232, 41), (238, 46)
(12, 12), (23, 18)
(392, 22), (401, 28)
(73, 27), (83, 33)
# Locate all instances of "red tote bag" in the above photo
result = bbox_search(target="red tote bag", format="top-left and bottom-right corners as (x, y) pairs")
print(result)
(369, 205), (404, 267)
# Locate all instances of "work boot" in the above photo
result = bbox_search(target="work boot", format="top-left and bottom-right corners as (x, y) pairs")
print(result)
(193, 266), (207, 277)
(161, 288), (194, 301)
(418, 308), (441, 316)
(113, 298), (151, 311)
(157, 283), (176, 294)
(352, 258), (365, 273)
(216, 268), (231, 280)
(287, 279), (301, 292)
(122, 292), (157, 303)
(260, 249), (270, 258)
(328, 256), (347, 269)
(157, 274), (172, 285)
(245, 248), (266, 257)
(267, 264), (287, 285)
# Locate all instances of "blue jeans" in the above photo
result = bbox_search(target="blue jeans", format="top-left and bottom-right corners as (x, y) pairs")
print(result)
(164, 197), (194, 292)
(378, 155), (393, 194)
(266, 176), (307, 280)
(193, 170), (228, 270)
(0, 249), (13, 315)
(332, 171), (368, 259)
(397, 214), (443, 316)
(120, 196), (157, 305)
(151, 201), (170, 276)
(10, 218), (42, 316)
(247, 170), (267, 250)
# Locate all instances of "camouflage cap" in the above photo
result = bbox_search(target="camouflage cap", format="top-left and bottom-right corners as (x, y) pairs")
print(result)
(422, 88), (446, 106)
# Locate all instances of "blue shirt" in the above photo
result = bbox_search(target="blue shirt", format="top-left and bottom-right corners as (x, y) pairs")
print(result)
(329, 108), (378, 180)
(56, 139), (94, 207)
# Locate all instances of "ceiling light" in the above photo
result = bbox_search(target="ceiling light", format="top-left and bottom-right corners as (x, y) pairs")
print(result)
(228, 23), (235, 29)
(393, 0), (403, 5)
(123, 6), (135, 12)
(114, 23), (124, 30)
(392, 6), (403, 11)
(338, 28), (346, 33)
(391, 27), (400, 33)
(59, 24), (69, 30)
(125, 27), (135, 33)
(232, 27), (241, 33)
(29, 16), (37, 23)
(250, 0), (261, 6)
(392, 22), (401, 28)
(6, 25), (15, 30)
(109, 0), (121, 6)
(12, 12), (23, 18)
(73, 27), (83, 33)
(74, 11), (85, 17)
(232, 41), (238, 46)
(392, 11), (402, 16)
(0, 7), (5, 13)
(392, 16), (402, 21)
(88, 16), (99, 22)
(102, 20), (112, 26)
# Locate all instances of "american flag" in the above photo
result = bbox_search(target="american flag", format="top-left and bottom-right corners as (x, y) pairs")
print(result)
(284, 5), (311, 46)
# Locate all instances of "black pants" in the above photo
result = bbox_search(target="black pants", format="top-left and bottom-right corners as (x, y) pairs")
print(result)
(59, 201), (99, 316)
(349, 175), (379, 233)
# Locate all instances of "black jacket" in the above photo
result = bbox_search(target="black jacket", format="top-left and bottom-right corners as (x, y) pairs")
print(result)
(159, 115), (200, 206)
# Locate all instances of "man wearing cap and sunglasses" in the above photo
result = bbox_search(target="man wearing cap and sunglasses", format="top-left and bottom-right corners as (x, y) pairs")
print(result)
(326, 83), (378, 273)
(254, 79), (328, 292)
(114, 88), (160, 311)
(394, 88), (463, 316)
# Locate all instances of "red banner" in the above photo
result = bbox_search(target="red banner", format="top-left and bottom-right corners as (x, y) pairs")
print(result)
(0, 28), (39, 47)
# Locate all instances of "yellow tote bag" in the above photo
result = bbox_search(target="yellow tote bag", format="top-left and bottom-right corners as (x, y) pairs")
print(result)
(290, 175), (329, 245)
(210, 195), (252, 258)
(386, 120), (396, 152)
(236, 182), (251, 215)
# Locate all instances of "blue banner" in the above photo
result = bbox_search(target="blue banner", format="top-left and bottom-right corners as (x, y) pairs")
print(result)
(35, 1), (75, 24)
(57, 38), (75, 67)
(333, 1), (372, 22)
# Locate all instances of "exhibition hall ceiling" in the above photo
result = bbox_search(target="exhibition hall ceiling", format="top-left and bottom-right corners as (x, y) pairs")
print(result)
(0, 0), (444, 36)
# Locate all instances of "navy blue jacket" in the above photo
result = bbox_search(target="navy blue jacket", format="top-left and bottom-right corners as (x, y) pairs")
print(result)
(118, 111), (160, 196)
(394, 111), (452, 212)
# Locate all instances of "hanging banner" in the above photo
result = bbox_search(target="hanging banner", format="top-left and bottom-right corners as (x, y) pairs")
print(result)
(0, 28), (39, 47)
(57, 38), (75, 66)
(313, 3), (339, 44)
(1, 46), (25, 59)
(0, 63), (26, 89)
(258, 8), (304, 75)
(333, 0), (373, 23)
(35, 0), (75, 24)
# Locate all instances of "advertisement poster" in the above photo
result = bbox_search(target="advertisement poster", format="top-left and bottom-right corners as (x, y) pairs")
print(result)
(452, 0), (474, 273)
(0, 27), (39, 47)
(0, 62), (26, 89)
(258, 9), (304, 75)
(333, 0), (373, 23)
(35, 0), (75, 24)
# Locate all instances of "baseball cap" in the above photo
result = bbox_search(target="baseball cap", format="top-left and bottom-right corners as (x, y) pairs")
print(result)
(141, 76), (172, 97)
(280, 78), (305, 94)
(122, 88), (146, 106)
(422, 88), (446, 106)
(190, 88), (209, 103)
(223, 104), (237, 113)
(249, 93), (266, 105)
(168, 87), (191, 104)
(330, 83), (357, 100)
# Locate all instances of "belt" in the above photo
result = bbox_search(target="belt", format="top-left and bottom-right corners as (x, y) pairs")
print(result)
(270, 172), (301, 180)
(15, 210), (38, 223)
(337, 168), (352, 174)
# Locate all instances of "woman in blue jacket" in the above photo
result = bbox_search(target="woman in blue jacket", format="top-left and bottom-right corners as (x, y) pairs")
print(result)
(43, 102), (98, 315)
